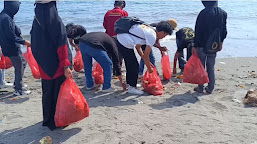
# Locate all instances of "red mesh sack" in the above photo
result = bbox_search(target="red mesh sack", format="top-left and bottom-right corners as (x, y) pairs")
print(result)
(161, 51), (172, 80)
(183, 53), (209, 85)
(143, 66), (163, 96)
(55, 78), (90, 127)
(23, 47), (41, 79)
(92, 62), (104, 84)
(73, 51), (84, 72)
(0, 54), (12, 69)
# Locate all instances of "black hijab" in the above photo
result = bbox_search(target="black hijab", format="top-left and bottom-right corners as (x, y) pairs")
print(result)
(31, 1), (72, 78)
(202, 0), (218, 8)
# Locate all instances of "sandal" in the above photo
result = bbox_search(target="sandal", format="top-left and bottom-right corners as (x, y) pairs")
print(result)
(194, 87), (204, 93)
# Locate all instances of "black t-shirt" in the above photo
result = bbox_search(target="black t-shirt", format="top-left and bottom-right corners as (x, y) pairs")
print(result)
(79, 32), (121, 76)
(176, 27), (194, 52)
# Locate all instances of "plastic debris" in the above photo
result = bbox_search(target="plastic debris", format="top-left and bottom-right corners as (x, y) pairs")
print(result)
(176, 75), (183, 79)
(240, 85), (245, 88)
(39, 136), (53, 144)
(219, 62), (226, 65)
(232, 98), (241, 104)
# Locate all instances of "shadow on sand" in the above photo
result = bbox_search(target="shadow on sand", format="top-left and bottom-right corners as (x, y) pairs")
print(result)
(0, 122), (82, 144)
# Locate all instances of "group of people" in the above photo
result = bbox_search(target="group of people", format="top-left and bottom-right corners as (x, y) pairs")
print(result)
(0, 0), (227, 130)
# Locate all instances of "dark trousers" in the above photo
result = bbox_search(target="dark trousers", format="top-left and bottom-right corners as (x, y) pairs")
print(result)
(197, 48), (217, 92)
(117, 41), (139, 87)
(42, 75), (66, 131)
(9, 52), (27, 91)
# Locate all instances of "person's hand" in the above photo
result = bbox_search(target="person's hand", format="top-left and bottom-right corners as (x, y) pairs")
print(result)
(121, 82), (127, 91)
(192, 47), (197, 54)
(24, 40), (31, 47)
(148, 67), (154, 73)
(75, 45), (80, 52)
(64, 67), (72, 78)
(159, 46), (168, 52)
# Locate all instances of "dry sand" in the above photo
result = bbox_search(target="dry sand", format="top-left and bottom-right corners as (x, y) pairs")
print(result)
(1, 57), (257, 144)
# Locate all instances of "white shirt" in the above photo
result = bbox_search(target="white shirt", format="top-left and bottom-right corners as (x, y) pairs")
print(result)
(117, 24), (157, 49)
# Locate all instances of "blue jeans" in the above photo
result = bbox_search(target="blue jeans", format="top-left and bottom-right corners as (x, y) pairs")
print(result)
(0, 69), (5, 85)
(80, 43), (113, 90)
(197, 48), (217, 92)
(138, 51), (155, 76)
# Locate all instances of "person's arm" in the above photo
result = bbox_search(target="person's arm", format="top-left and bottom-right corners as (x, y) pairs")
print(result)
(173, 51), (180, 74)
(220, 12), (227, 52)
(2, 18), (30, 46)
(194, 11), (204, 49)
(68, 38), (76, 47)
(135, 44), (144, 57)
(143, 45), (153, 73)
(57, 44), (72, 78)
(103, 12), (108, 30)
(153, 40), (167, 52)
(124, 11), (128, 17)
(110, 40), (126, 90)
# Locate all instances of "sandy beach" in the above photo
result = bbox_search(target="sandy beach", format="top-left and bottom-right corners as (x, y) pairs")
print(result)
(0, 57), (257, 144)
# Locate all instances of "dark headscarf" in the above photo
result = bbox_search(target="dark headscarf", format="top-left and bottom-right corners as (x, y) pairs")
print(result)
(31, 1), (72, 78)
(3, 1), (20, 18)
(202, 0), (218, 8)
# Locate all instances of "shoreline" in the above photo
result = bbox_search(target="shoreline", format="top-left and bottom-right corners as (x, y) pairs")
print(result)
(1, 57), (257, 144)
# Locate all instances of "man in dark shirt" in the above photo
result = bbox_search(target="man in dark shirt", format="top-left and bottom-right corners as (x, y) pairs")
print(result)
(77, 32), (126, 92)
(193, 0), (227, 94)
(0, 1), (31, 95)
(66, 23), (87, 51)
(173, 27), (194, 74)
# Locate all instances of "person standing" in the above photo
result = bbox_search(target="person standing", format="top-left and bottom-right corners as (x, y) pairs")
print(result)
(0, 1), (31, 95)
(103, 0), (128, 37)
(192, 0), (227, 94)
(31, 1), (72, 131)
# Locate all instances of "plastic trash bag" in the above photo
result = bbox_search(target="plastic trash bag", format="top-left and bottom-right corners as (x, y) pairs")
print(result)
(55, 78), (90, 127)
(0, 48), (12, 69)
(23, 47), (41, 79)
(73, 51), (84, 72)
(183, 53), (209, 85)
(161, 51), (172, 80)
(92, 62), (104, 84)
(143, 66), (163, 96)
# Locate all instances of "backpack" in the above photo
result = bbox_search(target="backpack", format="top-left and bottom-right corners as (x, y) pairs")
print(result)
(205, 13), (222, 54)
(114, 16), (146, 39)
(205, 28), (221, 54)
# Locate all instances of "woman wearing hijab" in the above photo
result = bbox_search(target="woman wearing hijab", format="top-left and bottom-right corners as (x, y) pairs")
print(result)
(30, 0), (72, 131)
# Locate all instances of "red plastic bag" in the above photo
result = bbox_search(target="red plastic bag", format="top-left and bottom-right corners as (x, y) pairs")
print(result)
(23, 47), (41, 79)
(183, 53), (209, 85)
(0, 53), (12, 69)
(55, 78), (90, 127)
(92, 62), (104, 84)
(161, 51), (172, 80)
(143, 67), (163, 96)
(73, 51), (84, 72)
